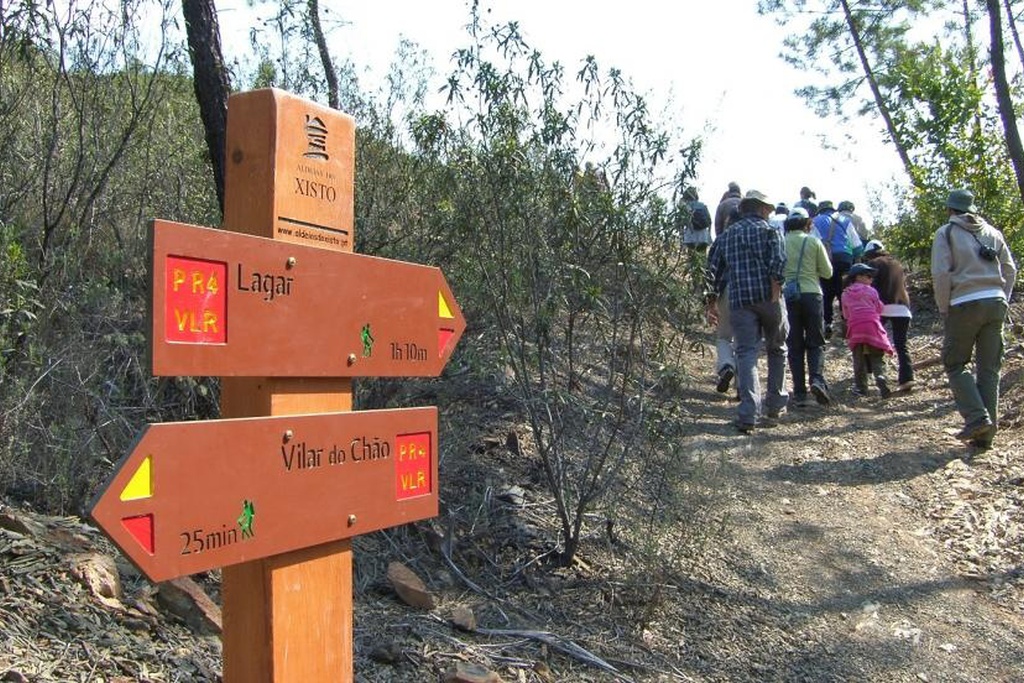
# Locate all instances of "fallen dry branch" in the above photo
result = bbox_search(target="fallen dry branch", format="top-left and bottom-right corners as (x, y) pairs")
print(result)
(912, 354), (943, 370)
(440, 531), (544, 624)
(474, 627), (631, 680)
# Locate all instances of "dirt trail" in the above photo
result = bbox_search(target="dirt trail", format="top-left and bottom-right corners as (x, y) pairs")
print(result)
(2, 304), (1022, 683)
(687, 320), (1024, 682)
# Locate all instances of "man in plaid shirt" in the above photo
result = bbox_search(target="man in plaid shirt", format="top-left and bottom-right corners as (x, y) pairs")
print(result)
(708, 190), (789, 433)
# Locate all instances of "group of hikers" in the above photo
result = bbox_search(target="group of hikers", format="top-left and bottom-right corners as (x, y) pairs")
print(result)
(679, 183), (1017, 451)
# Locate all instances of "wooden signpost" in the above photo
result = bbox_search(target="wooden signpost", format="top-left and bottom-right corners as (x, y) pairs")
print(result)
(90, 88), (460, 682)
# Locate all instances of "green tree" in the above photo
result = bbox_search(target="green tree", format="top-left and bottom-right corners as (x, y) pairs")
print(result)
(761, 0), (1023, 259)
(237, 0), (355, 105)
(399, 8), (697, 565)
(759, 0), (937, 176)
(880, 38), (1020, 258)
(0, 0), (220, 511)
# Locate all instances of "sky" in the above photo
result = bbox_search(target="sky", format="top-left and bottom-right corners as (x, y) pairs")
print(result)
(217, 0), (908, 227)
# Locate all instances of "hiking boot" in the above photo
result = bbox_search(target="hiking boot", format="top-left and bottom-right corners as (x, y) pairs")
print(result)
(810, 380), (831, 405)
(969, 423), (996, 448)
(956, 416), (994, 442)
(791, 393), (810, 409)
(734, 420), (755, 434)
(851, 386), (867, 398)
(875, 377), (891, 399)
(716, 365), (735, 393)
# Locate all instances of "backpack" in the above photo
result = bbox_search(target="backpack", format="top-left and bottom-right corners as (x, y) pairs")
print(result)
(817, 213), (852, 255)
(690, 201), (712, 231)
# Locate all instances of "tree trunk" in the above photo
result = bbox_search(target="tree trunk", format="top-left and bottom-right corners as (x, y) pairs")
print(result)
(963, 0), (976, 57)
(987, 0), (1024, 203)
(963, 0), (987, 143)
(1002, 0), (1024, 86)
(307, 0), (339, 110)
(838, 0), (915, 180)
(181, 0), (231, 214)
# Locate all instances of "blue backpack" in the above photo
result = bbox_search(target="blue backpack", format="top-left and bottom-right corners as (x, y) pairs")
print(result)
(816, 213), (852, 255)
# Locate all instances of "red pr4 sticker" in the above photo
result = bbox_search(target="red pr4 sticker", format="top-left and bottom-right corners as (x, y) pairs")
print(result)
(165, 256), (227, 344)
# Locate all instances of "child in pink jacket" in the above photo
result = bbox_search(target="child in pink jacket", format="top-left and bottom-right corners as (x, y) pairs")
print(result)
(841, 263), (895, 397)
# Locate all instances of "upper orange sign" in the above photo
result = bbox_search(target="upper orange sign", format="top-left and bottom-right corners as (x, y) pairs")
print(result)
(149, 220), (465, 377)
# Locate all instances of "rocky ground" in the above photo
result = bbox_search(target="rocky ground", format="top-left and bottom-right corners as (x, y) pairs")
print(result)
(1, 295), (1022, 682)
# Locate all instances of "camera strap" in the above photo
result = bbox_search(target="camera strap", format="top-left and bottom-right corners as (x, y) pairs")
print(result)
(945, 221), (1000, 272)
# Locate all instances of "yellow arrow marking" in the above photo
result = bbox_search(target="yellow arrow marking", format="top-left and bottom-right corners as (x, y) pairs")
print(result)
(120, 455), (153, 501)
(438, 291), (454, 319)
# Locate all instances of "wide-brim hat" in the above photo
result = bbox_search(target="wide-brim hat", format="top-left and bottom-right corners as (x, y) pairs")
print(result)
(740, 189), (774, 211)
(946, 188), (977, 213)
(817, 200), (835, 211)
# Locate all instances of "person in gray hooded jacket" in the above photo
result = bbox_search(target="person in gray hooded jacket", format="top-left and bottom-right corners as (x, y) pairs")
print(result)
(930, 188), (1017, 450)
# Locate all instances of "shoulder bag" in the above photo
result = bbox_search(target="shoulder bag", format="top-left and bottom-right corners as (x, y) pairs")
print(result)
(784, 236), (808, 302)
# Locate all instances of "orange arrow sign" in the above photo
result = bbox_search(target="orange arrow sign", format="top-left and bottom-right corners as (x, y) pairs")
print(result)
(150, 220), (466, 377)
(90, 408), (437, 583)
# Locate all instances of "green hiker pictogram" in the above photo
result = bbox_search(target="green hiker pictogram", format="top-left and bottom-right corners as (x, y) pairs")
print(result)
(361, 323), (375, 357)
(237, 499), (256, 539)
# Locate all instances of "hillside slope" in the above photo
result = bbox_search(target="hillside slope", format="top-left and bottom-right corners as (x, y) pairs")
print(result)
(2, 299), (1022, 682)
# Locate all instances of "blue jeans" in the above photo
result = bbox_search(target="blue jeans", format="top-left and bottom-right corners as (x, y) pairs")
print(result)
(943, 298), (1007, 428)
(786, 293), (826, 397)
(732, 299), (789, 425)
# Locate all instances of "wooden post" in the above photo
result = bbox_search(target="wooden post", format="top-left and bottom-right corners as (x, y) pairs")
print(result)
(219, 90), (356, 683)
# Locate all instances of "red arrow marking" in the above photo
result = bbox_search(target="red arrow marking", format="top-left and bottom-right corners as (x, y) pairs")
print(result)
(438, 329), (455, 357)
(121, 514), (155, 554)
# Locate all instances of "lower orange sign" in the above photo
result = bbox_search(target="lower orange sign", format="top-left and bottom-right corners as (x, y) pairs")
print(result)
(90, 408), (437, 583)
